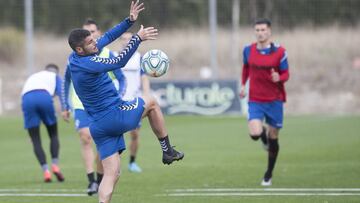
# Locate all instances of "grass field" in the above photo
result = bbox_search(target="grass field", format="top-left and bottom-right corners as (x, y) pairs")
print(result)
(0, 115), (359, 203)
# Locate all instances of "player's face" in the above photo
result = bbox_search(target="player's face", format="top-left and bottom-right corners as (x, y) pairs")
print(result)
(254, 24), (271, 43)
(80, 35), (99, 55)
(83, 24), (101, 39)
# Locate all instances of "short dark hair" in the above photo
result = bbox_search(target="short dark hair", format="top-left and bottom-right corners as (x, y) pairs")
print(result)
(45, 63), (59, 73)
(68, 29), (91, 52)
(83, 18), (99, 29)
(254, 18), (271, 27)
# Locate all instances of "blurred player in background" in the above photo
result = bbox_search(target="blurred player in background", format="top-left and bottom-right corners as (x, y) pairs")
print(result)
(67, 1), (184, 202)
(62, 19), (125, 195)
(240, 19), (290, 186)
(21, 64), (65, 183)
(117, 32), (151, 173)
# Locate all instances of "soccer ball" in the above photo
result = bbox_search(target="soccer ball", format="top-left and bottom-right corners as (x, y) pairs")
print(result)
(141, 49), (170, 77)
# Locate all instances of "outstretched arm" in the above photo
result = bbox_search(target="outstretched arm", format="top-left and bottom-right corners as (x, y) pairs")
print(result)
(96, 18), (134, 50)
(129, 0), (145, 22)
(97, 0), (145, 49)
(82, 25), (158, 73)
(84, 35), (142, 73)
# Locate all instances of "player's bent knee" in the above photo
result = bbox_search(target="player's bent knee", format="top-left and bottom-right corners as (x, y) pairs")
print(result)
(142, 95), (158, 108)
(79, 134), (92, 145)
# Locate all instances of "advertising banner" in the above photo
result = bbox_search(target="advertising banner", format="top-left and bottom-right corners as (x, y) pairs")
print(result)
(150, 80), (241, 115)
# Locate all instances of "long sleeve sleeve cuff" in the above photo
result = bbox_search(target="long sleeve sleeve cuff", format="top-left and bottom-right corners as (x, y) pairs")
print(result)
(125, 17), (135, 26)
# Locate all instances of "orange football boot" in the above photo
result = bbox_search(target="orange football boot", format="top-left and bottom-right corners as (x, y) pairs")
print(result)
(43, 170), (52, 183)
(51, 164), (65, 182)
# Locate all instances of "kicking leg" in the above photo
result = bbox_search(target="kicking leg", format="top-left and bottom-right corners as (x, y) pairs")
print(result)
(141, 94), (184, 164)
(98, 153), (121, 203)
(141, 94), (167, 138)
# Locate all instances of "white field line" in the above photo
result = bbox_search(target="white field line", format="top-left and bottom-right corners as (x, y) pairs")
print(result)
(161, 188), (360, 197)
(163, 192), (360, 197)
(167, 188), (360, 192)
(0, 193), (87, 197)
(0, 188), (87, 197)
(0, 189), (85, 192)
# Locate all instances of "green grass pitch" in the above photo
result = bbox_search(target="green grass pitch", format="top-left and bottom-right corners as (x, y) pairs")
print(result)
(0, 115), (359, 203)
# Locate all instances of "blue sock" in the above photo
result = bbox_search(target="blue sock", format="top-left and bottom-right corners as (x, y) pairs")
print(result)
(41, 164), (49, 172)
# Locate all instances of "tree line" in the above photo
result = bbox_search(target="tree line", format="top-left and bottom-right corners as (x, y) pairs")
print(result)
(0, 0), (359, 34)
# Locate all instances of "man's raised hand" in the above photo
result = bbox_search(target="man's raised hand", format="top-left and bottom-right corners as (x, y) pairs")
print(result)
(130, 0), (145, 22)
(137, 25), (158, 41)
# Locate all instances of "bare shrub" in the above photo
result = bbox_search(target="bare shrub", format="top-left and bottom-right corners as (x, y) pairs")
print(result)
(0, 27), (24, 64)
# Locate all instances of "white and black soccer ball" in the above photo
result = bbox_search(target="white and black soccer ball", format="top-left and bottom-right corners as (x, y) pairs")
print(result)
(141, 49), (170, 77)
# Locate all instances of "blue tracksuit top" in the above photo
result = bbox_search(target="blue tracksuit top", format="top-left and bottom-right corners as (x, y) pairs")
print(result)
(62, 50), (125, 111)
(68, 17), (142, 120)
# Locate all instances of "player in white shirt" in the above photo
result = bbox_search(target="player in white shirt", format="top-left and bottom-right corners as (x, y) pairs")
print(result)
(118, 32), (151, 173)
(21, 64), (65, 183)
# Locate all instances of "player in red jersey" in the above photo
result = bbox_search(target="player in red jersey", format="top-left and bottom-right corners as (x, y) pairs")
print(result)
(240, 19), (289, 186)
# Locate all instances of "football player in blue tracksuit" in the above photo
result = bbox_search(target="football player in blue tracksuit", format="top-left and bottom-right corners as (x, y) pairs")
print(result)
(67, 1), (184, 202)
(62, 19), (126, 196)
